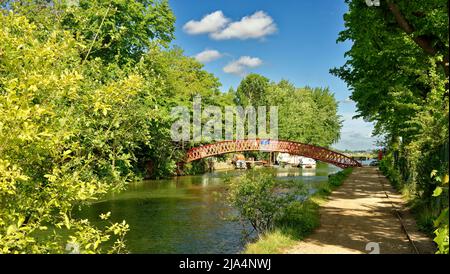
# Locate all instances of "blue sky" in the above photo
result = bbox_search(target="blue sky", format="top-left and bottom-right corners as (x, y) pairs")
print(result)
(168, 0), (380, 151)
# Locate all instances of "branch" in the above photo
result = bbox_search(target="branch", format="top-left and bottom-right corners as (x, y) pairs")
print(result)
(386, 1), (437, 55)
(386, 0), (449, 81)
(83, 5), (112, 64)
(443, 54), (449, 79)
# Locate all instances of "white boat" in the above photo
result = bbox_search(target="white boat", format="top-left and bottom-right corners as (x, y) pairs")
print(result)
(235, 160), (247, 169)
(276, 153), (316, 168)
(233, 154), (247, 169)
(299, 157), (316, 168)
(276, 153), (301, 167)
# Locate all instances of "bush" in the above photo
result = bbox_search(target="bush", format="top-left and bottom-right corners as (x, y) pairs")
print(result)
(226, 170), (306, 234)
(431, 171), (449, 254)
(379, 155), (403, 191)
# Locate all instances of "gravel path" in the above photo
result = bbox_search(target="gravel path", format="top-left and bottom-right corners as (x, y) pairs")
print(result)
(287, 167), (435, 254)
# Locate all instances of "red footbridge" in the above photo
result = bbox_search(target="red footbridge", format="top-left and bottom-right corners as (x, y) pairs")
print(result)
(184, 139), (362, 169)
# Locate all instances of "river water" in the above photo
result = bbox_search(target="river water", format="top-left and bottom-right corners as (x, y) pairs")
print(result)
(75, 163), (340, 254)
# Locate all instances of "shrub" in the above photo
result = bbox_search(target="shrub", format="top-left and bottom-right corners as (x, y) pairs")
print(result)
(226, 170), (306, 234)
(431, 171), (449, 254)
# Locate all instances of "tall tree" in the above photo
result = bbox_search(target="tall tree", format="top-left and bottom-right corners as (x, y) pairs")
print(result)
(236, 74), (270, 106)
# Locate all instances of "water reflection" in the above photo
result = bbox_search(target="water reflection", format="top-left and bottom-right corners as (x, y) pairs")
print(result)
(302, 169), (316, 177)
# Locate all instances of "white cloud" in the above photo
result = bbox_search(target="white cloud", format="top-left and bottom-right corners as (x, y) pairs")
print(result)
(341, 97), (353, 104)
(236, 56), (263, 67)
(223, 56), (263, 76)
(183, 11), (230, 35)
(223, 62), (244, 75)
(183, 10), (277, 40)
(333, 112), (379, 151)
(211, 11), (277, 40)
(194, 49), (223, 63)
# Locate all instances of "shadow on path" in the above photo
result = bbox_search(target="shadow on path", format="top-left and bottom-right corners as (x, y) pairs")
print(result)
(287, 167), (435, 254)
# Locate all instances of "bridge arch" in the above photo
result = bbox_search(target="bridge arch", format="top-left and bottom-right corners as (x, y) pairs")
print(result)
(184, 139), (361, 169)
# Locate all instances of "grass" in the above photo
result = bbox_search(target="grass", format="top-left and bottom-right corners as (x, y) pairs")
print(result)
(243, 168), (353, 254)
(245, 230), (298, 254)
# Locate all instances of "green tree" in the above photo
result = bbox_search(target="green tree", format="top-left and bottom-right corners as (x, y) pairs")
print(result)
(236, 74), (270, 106)
(0, 10), (160, 253)
(140, 46), (222, 108)
(309, 87), (341, 145)
(266, 80), (342, 147)
(331, 0), (448, 141)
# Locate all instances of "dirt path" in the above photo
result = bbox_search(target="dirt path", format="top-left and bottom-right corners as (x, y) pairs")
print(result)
(287, 167), (435, 254)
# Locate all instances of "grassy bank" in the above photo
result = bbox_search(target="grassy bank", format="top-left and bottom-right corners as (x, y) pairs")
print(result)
(243, 168), (353, 254)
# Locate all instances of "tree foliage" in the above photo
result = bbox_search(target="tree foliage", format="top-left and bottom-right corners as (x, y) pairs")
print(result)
(4, 0), (176, 64)
(234, 75), (342, 147)
(236, 74), (270, 107)
(266, 80), (341, 147)
(0, 11), (140, 253)
(431, 171), (449, 254)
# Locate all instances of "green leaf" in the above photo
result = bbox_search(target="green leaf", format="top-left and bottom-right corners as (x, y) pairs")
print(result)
(433, 208), (449, 227)
(64, 214), (71, 229)
(443, 175), (449, 185)
(17, 216), (26, 227)
(433, 187), (443, 197)
(6, 225), (17, 235)
(431, 170), (438, 178)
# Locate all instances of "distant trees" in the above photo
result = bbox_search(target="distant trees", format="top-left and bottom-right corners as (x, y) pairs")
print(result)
(268, 82), (341, 147)
(235, 75), (342, 148)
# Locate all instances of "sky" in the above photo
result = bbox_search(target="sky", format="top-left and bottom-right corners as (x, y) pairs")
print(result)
(168, 0), (380, 151)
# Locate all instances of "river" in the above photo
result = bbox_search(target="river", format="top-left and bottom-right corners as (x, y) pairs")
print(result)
(75, 163), (340, 254)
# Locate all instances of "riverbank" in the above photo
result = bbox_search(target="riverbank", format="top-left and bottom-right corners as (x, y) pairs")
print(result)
(243, 168), (353, 254)
(286, 167), (436, 254)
